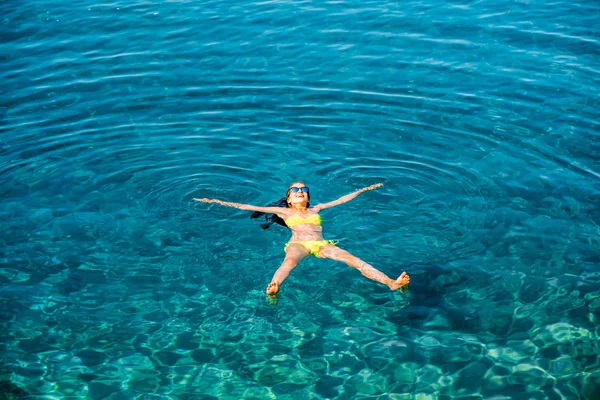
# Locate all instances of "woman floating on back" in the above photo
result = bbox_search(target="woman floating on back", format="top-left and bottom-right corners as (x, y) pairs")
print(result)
(194, 182), (410, 296)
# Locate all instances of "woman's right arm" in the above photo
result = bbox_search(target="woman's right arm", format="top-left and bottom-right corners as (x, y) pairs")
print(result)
(194, 198), (289, 216)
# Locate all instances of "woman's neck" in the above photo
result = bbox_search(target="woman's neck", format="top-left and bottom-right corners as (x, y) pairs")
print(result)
(290, 204), (308, 212)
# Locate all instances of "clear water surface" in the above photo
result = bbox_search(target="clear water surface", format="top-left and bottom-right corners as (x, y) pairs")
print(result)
(1, 0), (599, 398)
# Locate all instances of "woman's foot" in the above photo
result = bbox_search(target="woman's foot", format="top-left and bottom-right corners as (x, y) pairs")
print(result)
(266, 281), (279, 296)
(388, 272), (410, 291)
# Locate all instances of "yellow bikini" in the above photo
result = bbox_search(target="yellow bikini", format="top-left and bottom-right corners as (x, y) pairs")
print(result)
(284, 214), (322, 227)
(284, 214), (336, 256)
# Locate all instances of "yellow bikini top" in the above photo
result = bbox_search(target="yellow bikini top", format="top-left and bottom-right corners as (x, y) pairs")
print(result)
(285, 214), (322, 227)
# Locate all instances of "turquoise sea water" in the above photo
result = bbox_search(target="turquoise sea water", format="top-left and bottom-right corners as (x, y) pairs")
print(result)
(2, 0), (600, 398)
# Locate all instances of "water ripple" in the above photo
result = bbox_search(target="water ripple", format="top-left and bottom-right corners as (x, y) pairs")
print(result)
(2, 0), (599, 397)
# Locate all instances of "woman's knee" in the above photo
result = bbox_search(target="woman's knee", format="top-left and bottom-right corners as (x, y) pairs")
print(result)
(280, 258), (299, 270)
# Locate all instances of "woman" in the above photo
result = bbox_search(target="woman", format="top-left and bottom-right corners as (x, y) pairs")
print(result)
(194, 182), (410, 296)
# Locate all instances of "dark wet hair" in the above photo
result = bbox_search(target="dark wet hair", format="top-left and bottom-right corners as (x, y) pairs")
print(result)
(250, 197), (289, 229)
(250, 182), (310, 229)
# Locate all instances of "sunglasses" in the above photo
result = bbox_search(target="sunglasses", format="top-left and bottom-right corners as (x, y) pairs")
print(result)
(290, 187), (309, 193)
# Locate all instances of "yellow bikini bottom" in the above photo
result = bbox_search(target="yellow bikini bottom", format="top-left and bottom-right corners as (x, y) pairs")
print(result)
(284, 240), (337, 256)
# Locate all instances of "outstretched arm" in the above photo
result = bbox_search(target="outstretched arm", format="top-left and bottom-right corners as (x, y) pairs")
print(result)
(313, 183), (383, 211)
(194, 198), (289, 216)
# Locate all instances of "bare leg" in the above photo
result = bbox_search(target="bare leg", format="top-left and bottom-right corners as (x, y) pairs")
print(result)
(317, 245), (410, 290)
(266, 243), (310, 295)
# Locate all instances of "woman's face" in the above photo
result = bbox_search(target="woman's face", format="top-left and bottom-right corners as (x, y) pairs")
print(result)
(287, 182), (310, 207)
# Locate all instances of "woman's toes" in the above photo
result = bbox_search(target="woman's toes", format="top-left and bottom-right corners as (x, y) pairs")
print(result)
(266, 281), (279, 295)
(396, 272), (410, 286)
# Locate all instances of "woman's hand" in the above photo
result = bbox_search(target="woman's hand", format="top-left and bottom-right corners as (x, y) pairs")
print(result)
(193, 198), (219, 204)
(362, 183), (383, 191)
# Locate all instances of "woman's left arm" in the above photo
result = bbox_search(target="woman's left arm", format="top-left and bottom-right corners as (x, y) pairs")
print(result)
(313, 183), (383, 211)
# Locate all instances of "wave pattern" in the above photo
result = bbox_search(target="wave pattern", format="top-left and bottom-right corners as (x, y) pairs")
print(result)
(1, 0), (599, 398)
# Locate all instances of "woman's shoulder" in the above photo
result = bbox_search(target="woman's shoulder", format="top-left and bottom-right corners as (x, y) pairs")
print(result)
(310, 204), (324, 212)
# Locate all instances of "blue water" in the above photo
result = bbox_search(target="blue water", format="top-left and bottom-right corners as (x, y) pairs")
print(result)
(2, 0), (600, 398)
